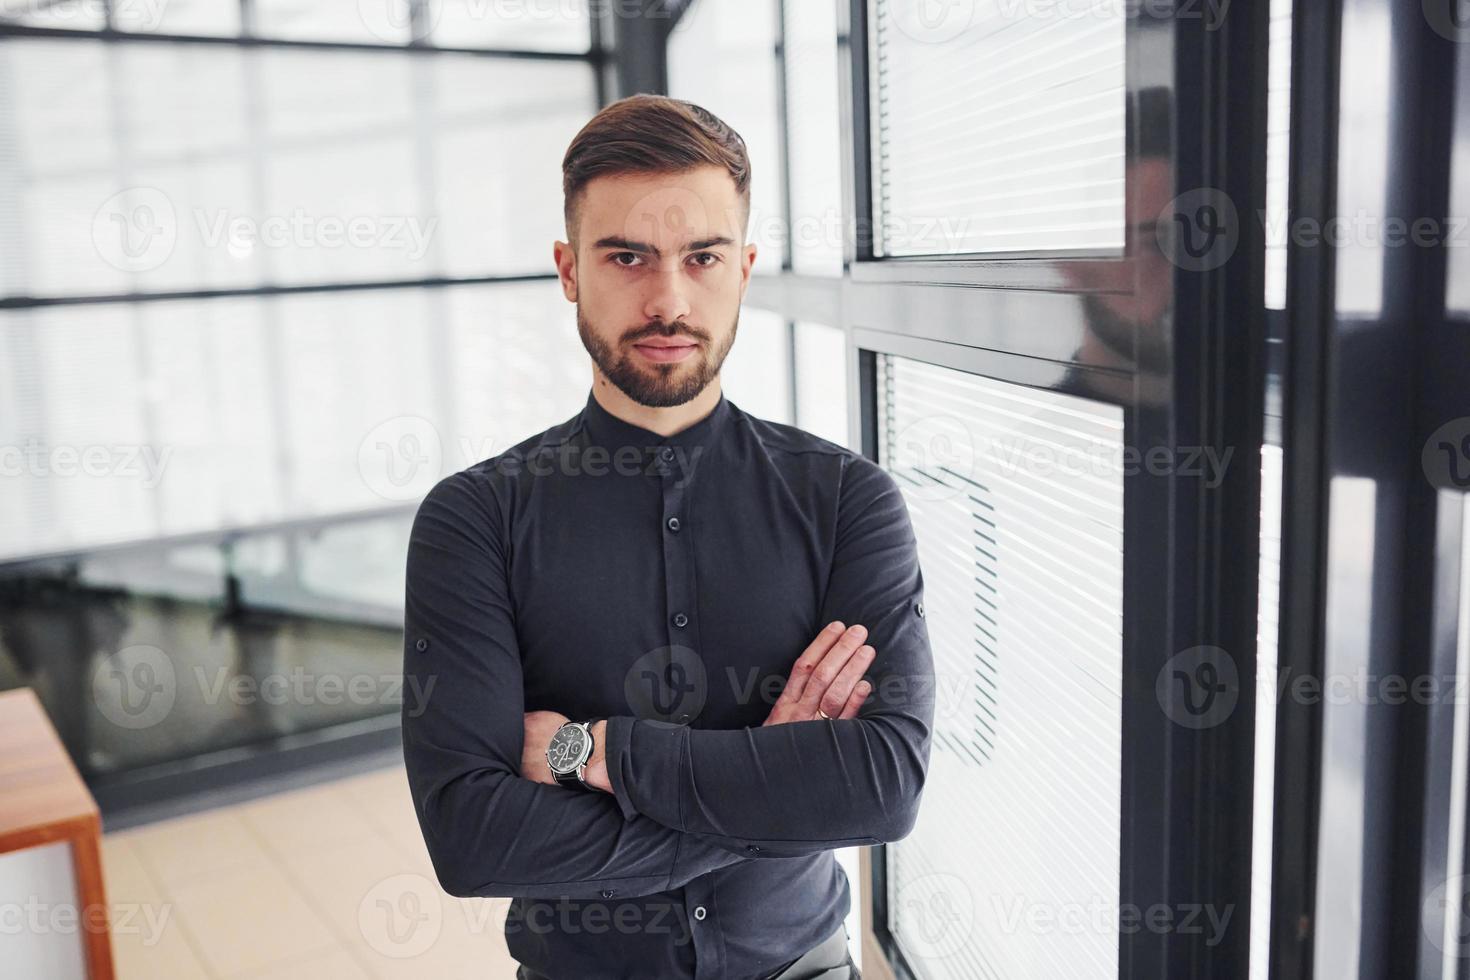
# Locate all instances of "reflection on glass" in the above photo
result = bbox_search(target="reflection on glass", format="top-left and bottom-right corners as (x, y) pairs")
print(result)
(0, 510), (411, 783)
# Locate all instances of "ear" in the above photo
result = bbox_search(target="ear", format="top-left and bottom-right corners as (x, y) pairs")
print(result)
(738, 242), (757, 299)
(553, 240), (577, 302)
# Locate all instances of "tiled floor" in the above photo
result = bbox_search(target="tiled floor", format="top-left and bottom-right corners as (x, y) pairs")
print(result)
(101, 764), (520, 980)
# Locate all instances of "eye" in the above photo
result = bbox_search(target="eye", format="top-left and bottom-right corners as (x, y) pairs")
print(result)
(689, 252), (720, 267)
(611, 252), (642, 267)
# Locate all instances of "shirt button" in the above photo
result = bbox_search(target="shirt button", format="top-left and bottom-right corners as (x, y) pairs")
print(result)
(601, 889), (615, 899)
(693, 906), (707, 921)
(666, 516), (681, 532)
(660, 447), (675, 462)
(672, 612), (688, 628)
(914, 601), (925, 618)
(676, 712), (691, 723)
(415, 638), (428, 651)
(745, 845), (761, 853)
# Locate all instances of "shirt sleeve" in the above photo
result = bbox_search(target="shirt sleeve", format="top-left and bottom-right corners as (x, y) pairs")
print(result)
(401, 468), (752, 899)
(601, 454), (936, 858)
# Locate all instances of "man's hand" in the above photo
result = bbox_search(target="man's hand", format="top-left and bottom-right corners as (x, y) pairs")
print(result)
(523, 711), (613, 794)
(762, 621), (875, 726)
(522, 709), (570, 785)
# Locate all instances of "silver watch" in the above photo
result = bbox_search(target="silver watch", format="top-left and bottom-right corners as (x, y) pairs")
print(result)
(547, 718), (600, 791)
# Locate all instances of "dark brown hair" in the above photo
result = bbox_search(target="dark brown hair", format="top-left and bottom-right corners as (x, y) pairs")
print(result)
(561, 93), (751, 249)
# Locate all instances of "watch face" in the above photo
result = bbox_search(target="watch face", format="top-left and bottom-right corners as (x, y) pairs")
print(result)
(547, 724), (589, 775)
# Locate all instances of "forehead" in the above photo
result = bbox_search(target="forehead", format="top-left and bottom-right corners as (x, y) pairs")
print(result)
(578, 166), (744, 247)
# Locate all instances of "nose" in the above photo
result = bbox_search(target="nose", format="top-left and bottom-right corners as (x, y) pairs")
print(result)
(642, 264), (691, 326)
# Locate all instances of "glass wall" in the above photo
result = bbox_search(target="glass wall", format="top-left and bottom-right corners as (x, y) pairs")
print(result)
(0, 8), (600, 791)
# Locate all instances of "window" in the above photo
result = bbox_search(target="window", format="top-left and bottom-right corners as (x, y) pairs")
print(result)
(783, 0), (844, 275)
(878, 354), (1124, 977)
(868, 0), (1126, 257)
(794, 320), (849, 446)
(667, 0), (785, 266)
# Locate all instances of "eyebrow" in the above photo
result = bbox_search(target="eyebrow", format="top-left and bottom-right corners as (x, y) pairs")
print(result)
(592, 235), (736, 258)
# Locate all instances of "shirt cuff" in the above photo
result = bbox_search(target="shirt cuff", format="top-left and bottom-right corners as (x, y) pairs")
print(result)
(603, 715), (689, 826)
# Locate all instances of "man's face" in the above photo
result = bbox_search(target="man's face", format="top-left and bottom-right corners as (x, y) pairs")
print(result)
(553, 165), (757, 408)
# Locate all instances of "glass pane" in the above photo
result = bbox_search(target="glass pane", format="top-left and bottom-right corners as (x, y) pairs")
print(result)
(118, 0), (241, 36)
(429, 0), (590, 52)
(783, 0), (844, 275)
(253, 0), (414, 44)
(668, 0), (785, 268)
(870, 0), (1126, 256)
(0, 0), (106, 30)
(0, 39), (597, 297)
(878, 354), (1125, 977)
(0, 280), (582, 563)
(794, 320), (849, 447)
(720, 306), (791, 423)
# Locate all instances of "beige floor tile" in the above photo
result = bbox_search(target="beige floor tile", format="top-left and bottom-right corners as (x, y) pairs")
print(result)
(166, 859), (338, 977)
(277, 834), (429, 943)
(98, 765), (521, 980)
(237, 780), (389, 859)
(103, 834), (212, 980)
(337, 767), (427, 851)
(112, 918), (215, 980)
(122, 807), (272, 890)
(226, 946), (373, 980)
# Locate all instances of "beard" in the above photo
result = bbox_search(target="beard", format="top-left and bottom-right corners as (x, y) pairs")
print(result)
(576, 304), (739, 408)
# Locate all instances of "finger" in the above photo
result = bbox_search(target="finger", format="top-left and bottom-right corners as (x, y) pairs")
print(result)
(837, 679), (873, 719)
(818, 644), (876, 718)
(796, 627), (868, 714)
(778, 621), (851, 706)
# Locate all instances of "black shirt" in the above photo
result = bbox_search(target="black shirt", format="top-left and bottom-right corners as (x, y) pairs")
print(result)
(401, 387), (935, 980)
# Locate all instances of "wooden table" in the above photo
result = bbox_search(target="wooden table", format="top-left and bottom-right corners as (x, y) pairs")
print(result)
(0, 686), (115, 980)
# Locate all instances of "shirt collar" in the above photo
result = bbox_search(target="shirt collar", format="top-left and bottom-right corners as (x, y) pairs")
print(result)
(580, 387), (732, 453)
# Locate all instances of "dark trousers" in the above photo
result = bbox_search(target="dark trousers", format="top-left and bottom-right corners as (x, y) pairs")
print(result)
(513, 921), (859, 980)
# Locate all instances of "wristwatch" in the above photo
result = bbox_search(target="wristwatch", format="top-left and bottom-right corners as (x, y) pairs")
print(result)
(547, 717), (603, 791)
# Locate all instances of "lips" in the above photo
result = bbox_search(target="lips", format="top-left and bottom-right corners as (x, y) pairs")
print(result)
(632, 337), (698, 363)
(633, 338), (697, 349)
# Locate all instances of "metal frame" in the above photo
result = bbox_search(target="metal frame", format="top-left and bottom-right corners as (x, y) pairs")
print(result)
(1263, 0), (1339, 971)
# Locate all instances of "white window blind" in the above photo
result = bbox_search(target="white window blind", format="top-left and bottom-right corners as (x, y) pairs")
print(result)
(870, 0), (1127, 257)
(877, 354), (1124, 978)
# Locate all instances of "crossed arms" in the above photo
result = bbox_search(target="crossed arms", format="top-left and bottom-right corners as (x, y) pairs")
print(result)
(400, 455), (935, 899)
